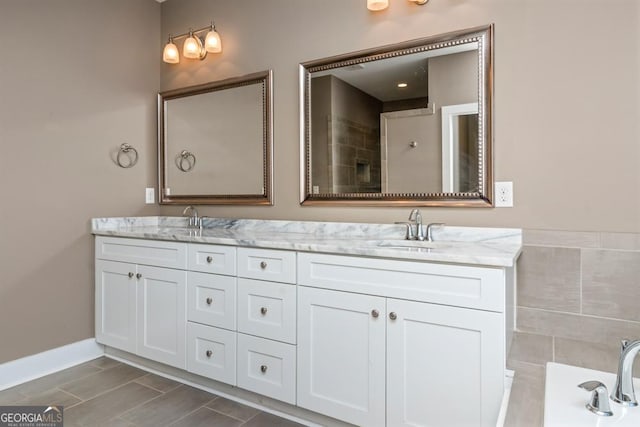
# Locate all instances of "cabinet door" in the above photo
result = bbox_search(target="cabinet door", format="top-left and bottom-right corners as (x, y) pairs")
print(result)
(95, 260), (137, 353)
(387, 299), (504, 427)
(136, 265), (187, 369)
(297, 287), (386, 427)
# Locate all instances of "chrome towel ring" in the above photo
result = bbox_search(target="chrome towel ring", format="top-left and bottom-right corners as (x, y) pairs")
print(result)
(117, 143), (139, 168)
(176, 150), (196, 172)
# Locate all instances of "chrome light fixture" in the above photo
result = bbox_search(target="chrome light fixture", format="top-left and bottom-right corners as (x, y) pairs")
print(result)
(367, 0), (428, 11)
(162, 22), (222, 64)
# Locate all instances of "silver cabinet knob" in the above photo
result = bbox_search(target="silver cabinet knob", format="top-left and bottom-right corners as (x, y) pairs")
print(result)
(260, 365), (268, 373)
(206, 256), (213, 263)
(136, 273), (142, 279)
(206, 297), (213, 305)
(128, 272), (134, 278)
(260, 307), (268, 315)
(260, 261), (267, 269)
(206, 350), (213, 358)
(389, 312), (397, 320)
(371, 309), (379, 318)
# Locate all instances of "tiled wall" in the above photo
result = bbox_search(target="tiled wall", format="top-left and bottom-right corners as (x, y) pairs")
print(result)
(510, 230), (640, 373)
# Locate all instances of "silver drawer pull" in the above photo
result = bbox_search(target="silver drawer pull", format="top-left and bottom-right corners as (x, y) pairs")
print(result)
(136, 273), (142, 279)
(260, 307), (268, 315)
(260, 261), (267, 269)
(206, 350), (212, 358)
(389, 312), (398, 320)
(206, 297), (213, 305)
(260, 365), (268, 373)
(128, 272), (134, 278)
(206, 256), (213, 263)
(371, 309), (379, 318)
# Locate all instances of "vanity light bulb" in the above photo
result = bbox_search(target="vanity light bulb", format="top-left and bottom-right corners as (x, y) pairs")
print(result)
(204, 29), (222, 53)
(367, 0), (389, 11)
(163, 41), (179, 64)
(183, 35), (202, 59)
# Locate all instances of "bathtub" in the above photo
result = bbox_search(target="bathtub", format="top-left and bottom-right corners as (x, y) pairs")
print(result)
(544, 362), (640, 426)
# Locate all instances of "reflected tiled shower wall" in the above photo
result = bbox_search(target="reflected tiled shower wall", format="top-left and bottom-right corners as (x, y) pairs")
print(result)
(510, 230), (640, 373)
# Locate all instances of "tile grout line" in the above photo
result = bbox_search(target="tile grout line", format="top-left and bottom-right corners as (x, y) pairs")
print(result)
(114, 382), (182, 423)
(206, 404), (254, 424)
(166, 398), (220, 426)
(59, 372), (150, 403)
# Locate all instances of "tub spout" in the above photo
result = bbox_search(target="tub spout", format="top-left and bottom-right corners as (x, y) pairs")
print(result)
(611, 339), (640, 406)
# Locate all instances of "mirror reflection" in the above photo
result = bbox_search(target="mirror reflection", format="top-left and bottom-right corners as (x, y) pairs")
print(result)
(159, 70), (273, 205)
(300, 26), (493, 206)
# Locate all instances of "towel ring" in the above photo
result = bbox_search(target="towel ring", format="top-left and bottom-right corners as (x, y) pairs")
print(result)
(117, 143), (138, 168)
(176, 150), (196, 172)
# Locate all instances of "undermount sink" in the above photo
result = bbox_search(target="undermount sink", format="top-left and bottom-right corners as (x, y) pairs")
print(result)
(375, 240), (445, 250)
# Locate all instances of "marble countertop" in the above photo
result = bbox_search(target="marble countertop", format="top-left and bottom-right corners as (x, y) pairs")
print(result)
(91, 217), (522, 267)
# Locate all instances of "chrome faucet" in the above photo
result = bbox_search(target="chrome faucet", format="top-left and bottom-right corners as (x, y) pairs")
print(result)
(182, 205), (199, 228)
(408, 209), (426, 241)
(611, 339), (640, 406)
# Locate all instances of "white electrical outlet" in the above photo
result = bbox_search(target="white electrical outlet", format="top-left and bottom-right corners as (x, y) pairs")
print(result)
(145, 187), (155, 204)
(495, 181), (513, 207)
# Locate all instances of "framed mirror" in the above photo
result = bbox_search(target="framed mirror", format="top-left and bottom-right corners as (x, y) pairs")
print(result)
(159, 70), (273, 205)
(299, 25), (493, 206)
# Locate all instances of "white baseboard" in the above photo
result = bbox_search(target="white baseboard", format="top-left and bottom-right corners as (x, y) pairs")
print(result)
(0, 339), (105, 391)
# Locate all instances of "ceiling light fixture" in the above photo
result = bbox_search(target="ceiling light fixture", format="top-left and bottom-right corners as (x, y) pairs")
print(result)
(367, 0), (428, 11)
(162, 22), (222, 64)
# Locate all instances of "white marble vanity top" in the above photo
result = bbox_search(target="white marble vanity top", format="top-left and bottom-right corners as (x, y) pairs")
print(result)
(91, 217), (522, 267)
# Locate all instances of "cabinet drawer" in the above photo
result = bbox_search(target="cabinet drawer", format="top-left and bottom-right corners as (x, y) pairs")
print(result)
(96, 237), (187, 270)
(237, 248), (296, 284)
(188, 244), (236, 276)
(298, 252), (505, 312)
(187, 322), (236, 386)
(237, 334), (296, 404)
(237, 279), (296, 344)
(187, 272), (236, 330)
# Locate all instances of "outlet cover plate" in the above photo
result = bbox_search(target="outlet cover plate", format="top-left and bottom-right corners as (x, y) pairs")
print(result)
(145, 187), (155, 204)
(495, 181), (513, 207)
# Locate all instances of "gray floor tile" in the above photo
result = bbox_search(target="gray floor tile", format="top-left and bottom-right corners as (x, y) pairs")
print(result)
(242, 412), (306, 427)
(171, 407), (243, 427)
(88, 356), (122, 370)
(12, 362), (102, 396)
(206, 396), (260, 421)
(0, 387), (27, 405)
(60, 363), (148, 400)
(64, 382), (160, 427)
(121, 385), (216, 427)
(135, 373), (182, 393)
(14, 388), (81, 408)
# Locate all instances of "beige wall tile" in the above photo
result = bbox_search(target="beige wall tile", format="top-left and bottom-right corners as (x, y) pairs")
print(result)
(517, 308), (640, 346)
(554, 337), (640, 374)
(582, 249), (640, 321)
(600, 233), (640, 250)
(517, 246), (581, 312)
(507, 332), (553, 366)
(523, 230), (599, 248)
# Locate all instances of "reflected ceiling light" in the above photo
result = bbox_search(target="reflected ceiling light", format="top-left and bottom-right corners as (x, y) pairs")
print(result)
(162, 21), (222, 64)
(397, 82), (408, 88)
(368, 0), (428, 11)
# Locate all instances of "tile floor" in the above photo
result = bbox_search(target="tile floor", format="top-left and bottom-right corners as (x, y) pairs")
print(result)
(0, 357), (305, 427)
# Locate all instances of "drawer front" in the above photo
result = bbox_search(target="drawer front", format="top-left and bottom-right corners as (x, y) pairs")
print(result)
(96, 236), (187, 270)
(188, 244), (236, 276)
(187, 272), (236, 330)
(187, 322), (236, 386)
(237, 248), (296, 284)
(237, 279), (296, 344)
(298, 252), (505, 312)
(237, 333), (296, 404)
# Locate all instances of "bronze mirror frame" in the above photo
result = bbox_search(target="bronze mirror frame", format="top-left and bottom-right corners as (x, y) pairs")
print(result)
(299, 25), (494, 207)
(158, 70), (273, 205)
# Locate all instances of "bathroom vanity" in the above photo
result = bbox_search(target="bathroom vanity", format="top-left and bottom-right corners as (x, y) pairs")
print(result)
(92, 217), (521, 427)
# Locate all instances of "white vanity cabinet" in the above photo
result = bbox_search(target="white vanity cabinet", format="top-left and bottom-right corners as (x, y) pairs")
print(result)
(95, 237), (188, 369)
(297, 252), (510, 427)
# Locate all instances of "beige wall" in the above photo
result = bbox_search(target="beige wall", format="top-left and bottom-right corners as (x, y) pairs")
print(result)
(0, 0), (160, 363)
(160, 0), (640, 232)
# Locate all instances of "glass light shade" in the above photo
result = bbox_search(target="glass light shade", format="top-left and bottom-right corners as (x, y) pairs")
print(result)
(183, 35), (203, 59)
(367, 0), (389, 11)
(162, 41), (179, 64)
(204, 29), (222, 53)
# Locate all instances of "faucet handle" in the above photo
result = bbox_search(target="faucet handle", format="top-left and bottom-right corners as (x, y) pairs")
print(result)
(578, 381), (613, 417)
(395, 222), (415, 240)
